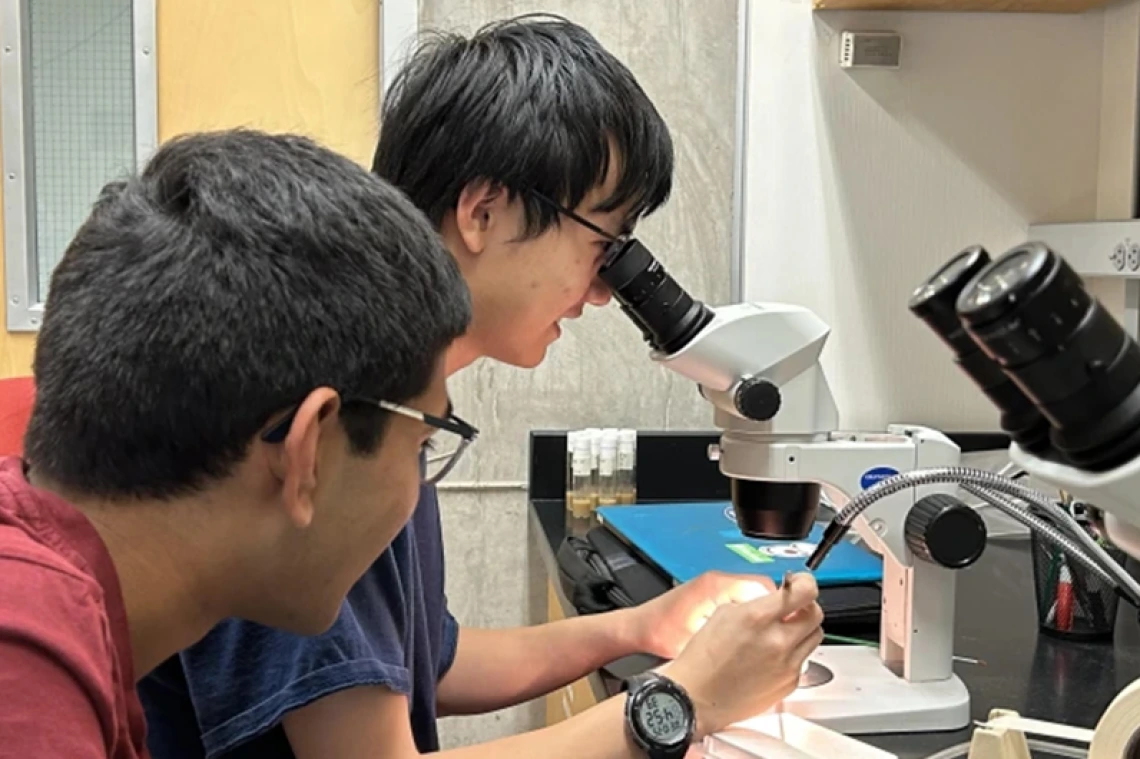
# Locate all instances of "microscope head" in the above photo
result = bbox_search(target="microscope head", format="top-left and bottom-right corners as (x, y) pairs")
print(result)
(599, 238), (837, 541)
(914, 241), (1140, 558)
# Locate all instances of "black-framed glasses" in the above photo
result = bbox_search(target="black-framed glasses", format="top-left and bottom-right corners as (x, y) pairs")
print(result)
(261, 397), (479, 484)
(529, 190), (631, 267)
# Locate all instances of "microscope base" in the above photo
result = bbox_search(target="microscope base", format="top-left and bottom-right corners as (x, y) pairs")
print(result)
(780, 645), (970, 735)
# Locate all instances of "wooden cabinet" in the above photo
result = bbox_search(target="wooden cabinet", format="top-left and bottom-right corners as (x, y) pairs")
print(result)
(156, 0), (379, 166)
(545, 582), (600, 726)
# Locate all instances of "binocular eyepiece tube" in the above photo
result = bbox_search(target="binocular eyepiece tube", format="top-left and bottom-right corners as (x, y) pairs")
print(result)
(912, 241), (1140, 473)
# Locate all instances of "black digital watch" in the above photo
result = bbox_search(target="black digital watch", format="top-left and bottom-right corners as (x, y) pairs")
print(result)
(621, 672), (696, 759)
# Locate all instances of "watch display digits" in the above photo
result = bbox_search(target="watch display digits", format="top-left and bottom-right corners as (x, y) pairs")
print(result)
(638, 692), (689, 744)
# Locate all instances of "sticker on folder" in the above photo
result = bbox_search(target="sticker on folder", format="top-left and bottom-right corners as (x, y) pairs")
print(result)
(726, 542), (816, 563)
(762, 542), (816, 559)
(725, 543), (774, 564)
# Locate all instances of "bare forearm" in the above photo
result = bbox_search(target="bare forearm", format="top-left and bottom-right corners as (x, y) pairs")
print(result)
(287, 684), (700, 759)
(438, 612), (641, 715)
(438, 696), (654, 759)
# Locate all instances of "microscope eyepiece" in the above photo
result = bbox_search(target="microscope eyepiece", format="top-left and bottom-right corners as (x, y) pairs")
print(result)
(957, 241), (1140, 471)
(909, 245), (991, 353)
(599, 238), (714, 355)
(909, 245), (1051, 454)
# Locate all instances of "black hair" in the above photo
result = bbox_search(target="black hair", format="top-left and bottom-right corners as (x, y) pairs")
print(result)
(373, 13), (674, 237)
(24, 129), (471, 500)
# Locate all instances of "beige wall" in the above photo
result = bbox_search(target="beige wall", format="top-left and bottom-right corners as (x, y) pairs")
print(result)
(739, 6), (1129, 432)
(0, 0), (380, 378)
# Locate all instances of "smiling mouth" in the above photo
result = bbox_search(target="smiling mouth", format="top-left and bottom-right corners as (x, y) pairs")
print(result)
(553, 312), (584, 336)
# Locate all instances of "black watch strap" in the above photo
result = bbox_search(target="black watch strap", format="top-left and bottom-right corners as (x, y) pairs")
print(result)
(652, 737), (690, 759)
(622, 672), (655, 694)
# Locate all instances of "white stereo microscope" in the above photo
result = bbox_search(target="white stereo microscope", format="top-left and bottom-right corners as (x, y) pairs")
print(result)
(597, 238), (987, 735)
(596, 235), (1140, 749)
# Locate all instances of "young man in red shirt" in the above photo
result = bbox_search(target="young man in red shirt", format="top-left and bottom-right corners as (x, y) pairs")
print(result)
(0, 129), (474, 758)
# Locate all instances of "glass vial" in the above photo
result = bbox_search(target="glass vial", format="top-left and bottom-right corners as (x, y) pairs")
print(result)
(586, 428), (601, 518)
(565, 430), (579, 508)
(596, 429), (620, 507)
(568, 432), (595, 537)
(616, 429), (637, 504)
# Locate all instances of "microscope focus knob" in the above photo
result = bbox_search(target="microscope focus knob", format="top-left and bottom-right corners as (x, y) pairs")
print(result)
(734, 377), (781, 421)
(905, 494), (987, 569)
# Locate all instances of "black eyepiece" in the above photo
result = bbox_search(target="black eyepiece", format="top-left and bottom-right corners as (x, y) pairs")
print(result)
(599, 238), (714, 355)
(957, 241), (1140, 471)
(909, 245), (1051, 454)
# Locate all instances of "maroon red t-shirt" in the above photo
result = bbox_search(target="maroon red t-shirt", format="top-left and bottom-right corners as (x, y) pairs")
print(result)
(0, 456), (148, 758)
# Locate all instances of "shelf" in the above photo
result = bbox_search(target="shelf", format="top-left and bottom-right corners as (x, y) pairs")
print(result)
(813, 0), (1115, 11)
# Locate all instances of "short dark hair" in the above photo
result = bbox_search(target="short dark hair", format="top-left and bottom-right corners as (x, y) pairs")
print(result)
(373, 13), (673, 237)
(25, 129), (471, 500)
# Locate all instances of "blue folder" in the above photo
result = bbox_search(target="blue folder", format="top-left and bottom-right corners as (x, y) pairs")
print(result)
(597, 501), (882, 586)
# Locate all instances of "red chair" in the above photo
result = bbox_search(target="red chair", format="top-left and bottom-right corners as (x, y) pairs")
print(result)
(0, 377), (34, 457)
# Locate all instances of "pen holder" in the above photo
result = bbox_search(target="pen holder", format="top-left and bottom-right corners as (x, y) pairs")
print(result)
(1031, 531), (1125, 642)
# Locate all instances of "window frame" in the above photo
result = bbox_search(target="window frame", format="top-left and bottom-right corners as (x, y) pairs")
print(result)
(0, 0), (157, 332)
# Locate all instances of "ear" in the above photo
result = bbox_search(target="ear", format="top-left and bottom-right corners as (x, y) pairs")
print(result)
(263, 388), (342, 530)
(454, 180), (507, 256)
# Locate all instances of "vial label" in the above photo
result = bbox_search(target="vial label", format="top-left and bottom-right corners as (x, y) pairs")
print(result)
(617, 450), (635, 469)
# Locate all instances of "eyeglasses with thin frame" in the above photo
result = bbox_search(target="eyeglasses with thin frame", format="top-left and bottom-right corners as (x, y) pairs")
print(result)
(529, 190), (632, 268)
(261, 397), (479, 484)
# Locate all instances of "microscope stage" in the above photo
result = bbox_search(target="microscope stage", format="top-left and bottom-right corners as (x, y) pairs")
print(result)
(778, 645), (970, 735)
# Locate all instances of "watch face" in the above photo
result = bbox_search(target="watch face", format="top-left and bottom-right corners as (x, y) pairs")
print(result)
(637, 691), (689, 744)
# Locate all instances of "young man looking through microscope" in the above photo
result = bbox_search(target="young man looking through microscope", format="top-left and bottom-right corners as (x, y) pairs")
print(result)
(140, 17), (825, 759)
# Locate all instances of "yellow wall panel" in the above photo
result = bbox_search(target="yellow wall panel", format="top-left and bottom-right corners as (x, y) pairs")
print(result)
(157, 0), (380, 165)
(1, 0), (381, 378)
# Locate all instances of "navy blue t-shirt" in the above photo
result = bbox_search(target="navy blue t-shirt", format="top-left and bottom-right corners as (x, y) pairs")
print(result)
(138, 481), (458, 758)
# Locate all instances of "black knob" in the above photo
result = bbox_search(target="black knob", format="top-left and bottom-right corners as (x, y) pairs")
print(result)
(905, 494), (987, 569)
(735, 377), (781, 421)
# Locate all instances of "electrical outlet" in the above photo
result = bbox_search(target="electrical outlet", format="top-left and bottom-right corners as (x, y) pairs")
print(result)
(1112, 243), (1127, 271)
(840, 31), (902, 69)
(1031, 220), (1140, 278)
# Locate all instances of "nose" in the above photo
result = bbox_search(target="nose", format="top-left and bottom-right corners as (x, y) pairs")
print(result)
(586, 278), (612, 307)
